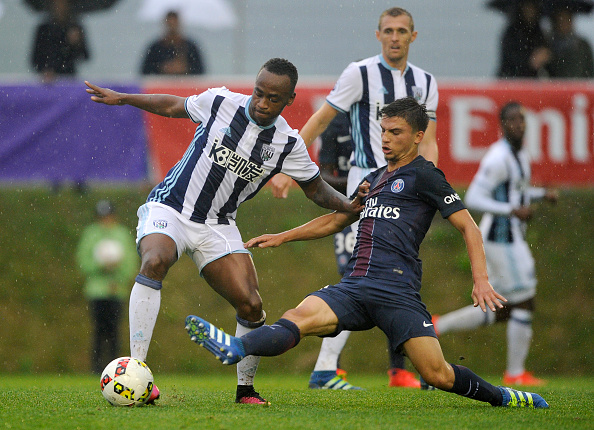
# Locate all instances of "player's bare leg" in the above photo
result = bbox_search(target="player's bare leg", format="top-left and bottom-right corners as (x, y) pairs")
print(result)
(202, 253), (269, 404)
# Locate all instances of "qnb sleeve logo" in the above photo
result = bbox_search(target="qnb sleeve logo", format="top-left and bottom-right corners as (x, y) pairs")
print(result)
(360, 197), (400, 220)
(444, 193), (461, 204)
(208, 138), (265, 183)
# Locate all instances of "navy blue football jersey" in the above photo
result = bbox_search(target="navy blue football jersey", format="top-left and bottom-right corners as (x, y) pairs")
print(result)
(344, 156), (465, 291)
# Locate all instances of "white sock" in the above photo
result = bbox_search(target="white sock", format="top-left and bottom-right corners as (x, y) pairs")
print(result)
(129, 282), (161, 362)
(313, 330), (351, 372)
(436, 304), (494, 334)
(506, 308), (533, 376)
(235, 322), (260, 386)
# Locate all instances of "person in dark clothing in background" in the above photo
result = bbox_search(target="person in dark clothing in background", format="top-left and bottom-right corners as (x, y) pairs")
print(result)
(31, 0), (89, 82)
(141, 10), (205, 76)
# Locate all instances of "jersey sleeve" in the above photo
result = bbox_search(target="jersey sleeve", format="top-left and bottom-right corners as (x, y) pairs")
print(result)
(464, 150), (514, 215)
(184, 87), (226, 124)
(281, 136), (321, 184)
(425, 74), (439, 121)
(415, 166), (465, 218)
(326, 62), (363, 113)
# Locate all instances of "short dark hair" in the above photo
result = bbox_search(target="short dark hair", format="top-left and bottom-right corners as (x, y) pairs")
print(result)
(499, 101), (523, 123)
(379, 7), (414, 31)
(260, 58), (298, 92)
(380, 97), (429, 132)
(165, 10), (178, 20)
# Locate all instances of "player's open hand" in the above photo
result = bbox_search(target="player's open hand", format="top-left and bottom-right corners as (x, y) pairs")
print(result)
(269, 173), (292, 199)
(471, 279), (507, 312)
(244, 234), (286, 249)
(85, 81), (123, 105)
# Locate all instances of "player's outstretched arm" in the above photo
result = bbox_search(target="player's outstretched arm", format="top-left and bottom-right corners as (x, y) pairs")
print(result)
(244, 211), (356, 249)
(85, 81), (189, 119)
(447, 209), (507, 312)
(299, 176), (366, 214)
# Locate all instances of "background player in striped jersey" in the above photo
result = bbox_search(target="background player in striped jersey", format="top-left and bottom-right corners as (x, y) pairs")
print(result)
(271, 6), (438, 389)
(85, 58), (365, 405)
(433, 101), (558, 387)
(186, 97), (549, 409)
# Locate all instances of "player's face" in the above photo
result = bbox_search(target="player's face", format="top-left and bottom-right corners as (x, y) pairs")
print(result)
(249, 69), (296, 127)
(380, 116), (424, 165)
(501, 106), (526, 148)
(376, 14), (417, 69)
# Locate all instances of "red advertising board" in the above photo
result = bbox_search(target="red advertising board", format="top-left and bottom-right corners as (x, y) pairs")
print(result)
(144, 80), (594, 186)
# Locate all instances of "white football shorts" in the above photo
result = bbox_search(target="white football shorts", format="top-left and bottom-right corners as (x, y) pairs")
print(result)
(136, 202), (250, 275)
(484, 240), (537, 304)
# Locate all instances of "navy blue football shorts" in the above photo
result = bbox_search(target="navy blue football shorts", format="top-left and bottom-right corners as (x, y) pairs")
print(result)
(309, 276), (438, 353)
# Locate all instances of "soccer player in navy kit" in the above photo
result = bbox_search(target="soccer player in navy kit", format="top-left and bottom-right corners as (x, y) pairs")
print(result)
(85, 58), (364, 405)
(271, 7), (438, 388)
(186, 98), (549, 409)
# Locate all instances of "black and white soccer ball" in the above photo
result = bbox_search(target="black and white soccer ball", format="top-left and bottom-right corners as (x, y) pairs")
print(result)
(100, 357), (154, 407)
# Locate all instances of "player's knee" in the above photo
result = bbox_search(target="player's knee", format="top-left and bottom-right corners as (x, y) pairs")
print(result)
(421, 364), (454, 390)
(235, 295), (263, 322)
(139, 252), (174, 280)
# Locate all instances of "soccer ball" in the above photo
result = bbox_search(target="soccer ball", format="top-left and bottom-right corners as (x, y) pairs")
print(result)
(100, 357), (154, 407)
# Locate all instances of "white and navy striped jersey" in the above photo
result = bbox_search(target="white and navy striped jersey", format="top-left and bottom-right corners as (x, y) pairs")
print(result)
(465, 138), (546, 243)
(147, 87), (320, 225)
(326, 55), (438, 169)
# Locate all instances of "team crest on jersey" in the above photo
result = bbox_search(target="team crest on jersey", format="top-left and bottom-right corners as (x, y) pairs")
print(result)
(391, 179), (405, 193)
(260, 144), (275, 162)
(411, 86), (423, 101)
(153, 220), (168, 229)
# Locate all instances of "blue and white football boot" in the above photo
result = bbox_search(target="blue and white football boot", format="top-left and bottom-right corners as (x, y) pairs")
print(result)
(185, 315), (246, 365)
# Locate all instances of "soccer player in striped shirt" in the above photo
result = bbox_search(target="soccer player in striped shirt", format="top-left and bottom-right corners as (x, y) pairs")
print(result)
(85, 58), (364, 405)
(272, 6), (437, 389)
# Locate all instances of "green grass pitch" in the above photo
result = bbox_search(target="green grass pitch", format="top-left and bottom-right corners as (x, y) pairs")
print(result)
(1, 373), (592, 429)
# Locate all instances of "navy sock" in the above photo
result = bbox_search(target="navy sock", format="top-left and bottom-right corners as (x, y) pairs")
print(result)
(443, 364), (503, 406)
(389, 350), (406, 369)
(241, 318), (301, 357)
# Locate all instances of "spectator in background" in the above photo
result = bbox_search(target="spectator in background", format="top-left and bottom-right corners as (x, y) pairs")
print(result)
(76, 200), (138, 374)
(141, 10), (205, 75)
(548, 7), (594, 78)
(497, 0), (552, 78)
(31, 0), (89, 82)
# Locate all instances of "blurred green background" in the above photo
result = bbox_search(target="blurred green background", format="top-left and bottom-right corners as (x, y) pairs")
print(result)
(0, 185), (592, 378)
